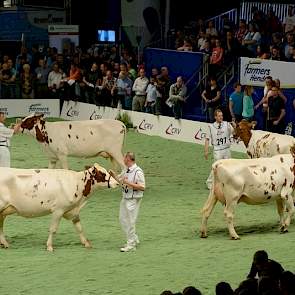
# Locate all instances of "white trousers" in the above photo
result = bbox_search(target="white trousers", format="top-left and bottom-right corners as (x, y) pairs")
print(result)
(206, 148), (231, 189)
(0, 147), (10, 167)
(119, 198), (142, 246)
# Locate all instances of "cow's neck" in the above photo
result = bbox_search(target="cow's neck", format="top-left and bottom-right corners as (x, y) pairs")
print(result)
(35, 121), (49, 144)
(241, 131), (252, 148)
(81, 170), (97, 197)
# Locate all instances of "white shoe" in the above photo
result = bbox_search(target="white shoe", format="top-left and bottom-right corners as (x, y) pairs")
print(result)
(135, 238), (140, 245)
(120, 244), (136, 252)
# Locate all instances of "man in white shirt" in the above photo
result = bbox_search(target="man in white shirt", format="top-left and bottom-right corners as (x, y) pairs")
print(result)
(132, 68), (149, 112)
(110, 152), (145, 252)
(204, 109), (234, 189)
(0, 112), (21, 167)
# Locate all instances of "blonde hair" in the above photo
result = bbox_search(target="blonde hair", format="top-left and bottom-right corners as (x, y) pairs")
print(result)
(244, 85), (253, 96)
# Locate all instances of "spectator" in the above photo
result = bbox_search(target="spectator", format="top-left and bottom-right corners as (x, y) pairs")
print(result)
(63, 63), (82, 101)
(210, 39), (224, 75)
(197, 29), (207, 50)
(132, 68), (149, 112)
(224, 31), (240, 63)
(182, 286), (202, 295)
(288, 45), (295, 62)
(20, 63), (34, 99)
(273, 79), (287, 103)
(235, 19), (248, 45)
(256, 44), (270, 59)
(201, 77), (221, 122)
(229, 82), (243, 122)
(0, 62), (16, 99)
(215, 282), (233, 295)
(34, 58), (50, 99)
(101, 70), (117, 107)
(151, 67), (159, 79)
(177, 38), (193, 51)
(81, 62), (101, 105)
(280, 271), (295, 295)
(283, 5), (295, 33)
(167, 76), (187, 119)
(160, 291), (173, 295)
(257, 276), (281, 295)
(283, 33), (295, 60)
(242, 23), (261, 57)
(145, 77), (157, 114)
(242, 85), (254, 121)
(200, 39), (211, 55)
(155, 66), (171, 116)
(206, 20), (218, 37)
(111, 70), (133, 109)
(47, 63), (64, 99)
(247, 250), (284, 282)
(269, 45), (282, 61)
(266, 85), (286, 134)
(266, 9), (282, 36)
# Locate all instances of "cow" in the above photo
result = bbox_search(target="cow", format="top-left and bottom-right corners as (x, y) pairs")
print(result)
(233, 120), (295, 158)
(0, 163), (118, 251)
(200, 148), (295, 240)
(20, 114), (126, 170)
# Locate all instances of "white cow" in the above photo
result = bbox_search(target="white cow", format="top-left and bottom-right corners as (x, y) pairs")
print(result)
(20, 114), (126, 169)
(234, 120), (295, 158)
(0, 163), (118, 251)
(200, 150), (295, 239)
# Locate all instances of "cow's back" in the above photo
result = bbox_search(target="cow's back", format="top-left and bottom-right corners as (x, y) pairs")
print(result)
(45, 119), (126, 157)
(248, 130), (295, 158)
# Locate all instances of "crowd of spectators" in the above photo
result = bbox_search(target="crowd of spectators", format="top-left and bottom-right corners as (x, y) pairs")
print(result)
(171, 5), (295, 76)
(160, 250), (295, 295)
(0, 44), (189, 118)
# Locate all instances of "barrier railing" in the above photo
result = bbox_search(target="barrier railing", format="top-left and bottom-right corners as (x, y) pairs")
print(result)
(206, 8), (238, 33)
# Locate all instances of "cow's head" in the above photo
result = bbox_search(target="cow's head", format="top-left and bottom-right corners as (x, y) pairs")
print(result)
(233, 120), (256, 147)
(82, 163), (119, 197)
(21, 113), (45, 131)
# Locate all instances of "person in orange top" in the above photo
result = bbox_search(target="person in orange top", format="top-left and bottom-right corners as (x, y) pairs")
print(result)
(64, 63), (82, 102)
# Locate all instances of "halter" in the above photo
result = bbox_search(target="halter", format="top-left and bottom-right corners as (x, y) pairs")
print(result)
(107, 174), (112, 188)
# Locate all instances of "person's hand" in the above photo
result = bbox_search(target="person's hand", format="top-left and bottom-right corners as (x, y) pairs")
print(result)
(204, 152), (208, 160)
(254, 104), (259, 110)
(14, 123), (21, 133)
(273, 120), (279, 125)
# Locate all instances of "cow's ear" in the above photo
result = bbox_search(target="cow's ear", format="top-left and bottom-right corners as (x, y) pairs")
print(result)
(250, 121), (257, 129)
(84, 165), (91, 170)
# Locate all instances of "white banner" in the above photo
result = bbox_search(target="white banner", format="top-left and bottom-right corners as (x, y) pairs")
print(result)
(0, 99), (60, 118)
(60, 101), (246, 153)
(240, 57), (295, 88)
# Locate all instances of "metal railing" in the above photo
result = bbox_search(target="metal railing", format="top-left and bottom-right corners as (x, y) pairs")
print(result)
(240, 1), (291, 23)
(205, 8), (238, 32)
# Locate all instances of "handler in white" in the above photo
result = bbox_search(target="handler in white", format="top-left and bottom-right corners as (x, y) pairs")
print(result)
(110, 152), (145, 252)
(204, 109), (234, 189)
(0, 112), (21, 167)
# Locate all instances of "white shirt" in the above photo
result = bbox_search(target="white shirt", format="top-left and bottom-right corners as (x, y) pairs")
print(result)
(146, 84), (157, 103)
(48, 71), (63, 89)
(121, 164), (145, 199)
(132, 76), (149, 96)
(0, 122), (14, 147)
(206, 121), (233, 151)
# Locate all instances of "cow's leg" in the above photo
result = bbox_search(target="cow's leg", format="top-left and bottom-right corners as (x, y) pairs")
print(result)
(63, 211), (91, 248)
(72, 216), (92, 248)
(0, 215), (9, 248)
(200, 189), (217, 238)
(48, 158), (58, 169)
(58, 155), (68, 169)
(280, 195), (295, 233)
(224, 199), (239, 240)
(46, 210), (64, 252)
(276, 198), (285, 227)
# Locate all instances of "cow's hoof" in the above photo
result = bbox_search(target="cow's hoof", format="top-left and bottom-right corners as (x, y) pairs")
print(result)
(84, 240), (92, 248)
(231, 236), (240, 240)
(280, 226), (288, 234)
(47, 245), (54, 252)
(200, 231), (208, 238)
(0, 241), (9, 248)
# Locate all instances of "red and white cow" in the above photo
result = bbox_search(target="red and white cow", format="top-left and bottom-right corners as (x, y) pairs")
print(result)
(200, 149), (295, 239)
(234, 120), (295, 158)
(0, 163), (118, 251)
(21, 114), (126, 170)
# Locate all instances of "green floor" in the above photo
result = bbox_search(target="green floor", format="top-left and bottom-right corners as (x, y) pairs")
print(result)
(1, 122), (294, 295)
